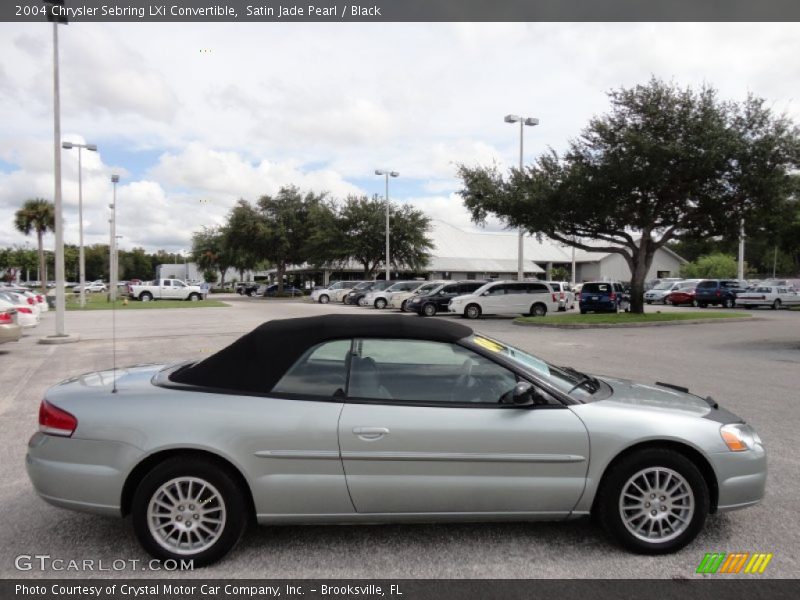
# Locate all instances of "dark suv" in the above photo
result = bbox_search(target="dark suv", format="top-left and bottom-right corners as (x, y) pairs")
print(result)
(694, 279), (748, 308)
(579, 281), (630, 314)
(407, 280), (485, 316)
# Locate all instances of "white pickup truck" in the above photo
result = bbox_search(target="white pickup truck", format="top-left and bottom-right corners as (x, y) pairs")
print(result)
(128, 279), (206, 302)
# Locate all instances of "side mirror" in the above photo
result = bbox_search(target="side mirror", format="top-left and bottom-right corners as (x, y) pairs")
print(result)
(481, 291), (489, 297)
(511, 381), (535, 406)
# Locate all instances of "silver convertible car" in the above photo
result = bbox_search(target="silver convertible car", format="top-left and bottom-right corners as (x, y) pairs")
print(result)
(27, 315), (765, 566)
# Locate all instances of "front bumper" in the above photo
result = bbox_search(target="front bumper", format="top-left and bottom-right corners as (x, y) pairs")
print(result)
(26, 432), (143, 517)
(709, 443), (767, 512)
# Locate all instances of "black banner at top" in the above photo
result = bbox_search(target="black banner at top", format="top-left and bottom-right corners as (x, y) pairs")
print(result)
(4, 0), (800, 23)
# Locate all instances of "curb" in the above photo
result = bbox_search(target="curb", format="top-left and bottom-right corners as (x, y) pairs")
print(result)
(513, 316), (757, 329)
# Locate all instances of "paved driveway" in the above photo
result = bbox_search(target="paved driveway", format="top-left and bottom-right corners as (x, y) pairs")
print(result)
(0, 296), (797, 578)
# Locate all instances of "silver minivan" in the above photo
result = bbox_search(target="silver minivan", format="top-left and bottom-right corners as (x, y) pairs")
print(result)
(448, 280), (559, 319)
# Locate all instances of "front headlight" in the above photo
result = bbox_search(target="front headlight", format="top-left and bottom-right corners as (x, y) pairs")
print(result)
(720, 423), (762, 452)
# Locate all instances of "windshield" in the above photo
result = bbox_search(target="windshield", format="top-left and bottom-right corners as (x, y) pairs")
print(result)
(328, 281), (347, 290)
(468, 334), (600, 400)
(373, 281), (393, 291)
(653, 281), (677, 290)
(421, 284), (445, 296)
(353, 282), (371, 290)
(415, 282), (440, 294)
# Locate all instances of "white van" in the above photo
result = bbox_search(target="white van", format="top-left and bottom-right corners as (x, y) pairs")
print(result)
(448, 280), (559, 319)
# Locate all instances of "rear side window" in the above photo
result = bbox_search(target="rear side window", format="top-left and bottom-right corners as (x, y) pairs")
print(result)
(697, 281), (716, 289)
(441, 284), (459, 295)
(459, 282), (483, 294)
(272, 340), (351, 397)
(527, 283), (549, 294)
(505, 283), (527, 295)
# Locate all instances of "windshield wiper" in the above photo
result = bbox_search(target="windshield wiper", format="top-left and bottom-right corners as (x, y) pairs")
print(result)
(560, 366), (601, 394)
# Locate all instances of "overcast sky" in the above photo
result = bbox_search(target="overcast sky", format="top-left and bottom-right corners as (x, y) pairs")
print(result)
(1, 22), (799, 253)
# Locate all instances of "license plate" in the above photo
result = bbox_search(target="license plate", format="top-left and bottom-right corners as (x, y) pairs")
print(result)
(592, 296), (599, 300)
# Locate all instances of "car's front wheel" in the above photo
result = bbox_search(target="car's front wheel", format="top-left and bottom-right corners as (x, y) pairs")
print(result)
(132, 457), (248, 567)
(422, 303), (437, 317)
(318, 294), (329, 304)
(772, 299), (781, 310)
(596, 448), (709, 554)
(464, 304), (481, 320)
(374, 298), (387, 309)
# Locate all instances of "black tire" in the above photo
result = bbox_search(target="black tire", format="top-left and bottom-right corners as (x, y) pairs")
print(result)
(374, 298), (387, 310)
(131, 457), (248, 567)
(400, 300), (408, 312)
(464, 304), (481, 320)
(140, 292), (153, 302)
(595, 448), (709, 555)
(723, 298), (734, 308)
(698, 302), (707, 308)
(530, 303), (547, 317)
(247, 290), (255, 297)
(772, 299), (781, 310)
(188, 293), (201, 302)
(318, 294), (329, 304)
(580, 309), (587, 315)
(691, 299), (698, 307)
(422, 303), (437, 317)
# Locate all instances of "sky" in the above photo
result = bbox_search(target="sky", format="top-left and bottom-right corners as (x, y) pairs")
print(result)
(1, 22), (799, 254)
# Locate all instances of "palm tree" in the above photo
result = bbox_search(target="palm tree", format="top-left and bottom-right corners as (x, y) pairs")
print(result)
(14, 198), (55, 292)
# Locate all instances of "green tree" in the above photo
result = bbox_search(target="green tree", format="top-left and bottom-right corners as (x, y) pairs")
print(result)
(203, 269), (218, 283)
(14, 198), (55, 291)
(458, 78), (800, 313)
(681, 253), (738, 278)
(191, 226), (233, 285)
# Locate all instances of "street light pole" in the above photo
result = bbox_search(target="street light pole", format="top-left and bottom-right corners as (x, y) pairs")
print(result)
(504, 115), (539, 281)
(110, 174), (119, 301)
(52, 20), (66, 334)
(62, 142), (97, 308)
(375, 169), (399, 281)
(737, 217), (745, 281)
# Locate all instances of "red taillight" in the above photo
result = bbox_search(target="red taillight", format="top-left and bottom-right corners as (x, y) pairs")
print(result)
(559, 291), (565, 300)
(610, 292), (617, 301)
(36, 295), (44, 302)
(715, 290), (721, 296)
(0, 312), (12, 324)
(27, 297), (34, 305)
(18, 307), (32, 314)
(39, 400), (77, 437)
(552, 293), (558, 302)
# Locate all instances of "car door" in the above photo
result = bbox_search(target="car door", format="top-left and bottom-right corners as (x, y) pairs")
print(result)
(479, 283), (507, 314)
(338, 338), (590, 515)
(435, 283), (459, 310)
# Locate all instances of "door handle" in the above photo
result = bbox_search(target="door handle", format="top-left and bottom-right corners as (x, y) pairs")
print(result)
(353, 426), (390, 440)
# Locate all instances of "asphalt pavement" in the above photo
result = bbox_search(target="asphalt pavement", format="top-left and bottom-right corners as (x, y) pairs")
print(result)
(0, 296), (797, 579)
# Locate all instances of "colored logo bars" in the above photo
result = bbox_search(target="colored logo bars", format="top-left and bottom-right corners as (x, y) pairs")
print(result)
(696, 552), (773, 574)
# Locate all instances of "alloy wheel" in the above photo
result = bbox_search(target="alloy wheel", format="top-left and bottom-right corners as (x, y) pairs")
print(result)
(618, 467), (694, 544)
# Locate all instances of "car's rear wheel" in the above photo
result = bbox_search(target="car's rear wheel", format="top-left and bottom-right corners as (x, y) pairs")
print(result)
(772, 299), (781, 310)
(691, 299), (698, 307)
(140, 292), (153, 302)
(723, 298), (735, 308)
(464, 304), (481, 320)
(422, 303), (437, 317)
(400, 300), (408, 312)
(375, 298), (387, 309)
(319, 294), (329, 304)
(189, 293), (201, 301)
(698, 302), (707, 308)
(530, 303), (547, 317)
(132, 457), (247, 567)
(596, 448), (709, 554)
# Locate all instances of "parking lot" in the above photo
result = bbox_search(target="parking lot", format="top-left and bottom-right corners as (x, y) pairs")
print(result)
(0, 296), (797, 578)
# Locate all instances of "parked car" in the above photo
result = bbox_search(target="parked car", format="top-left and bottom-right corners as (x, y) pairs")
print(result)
(0, 294), (39, 328)
(664, 286), (698, 307)
(449, 280), (559, 319)
(129, 279), (206, 302)
(388, 280), (447, 311)
(363, 280), (421, 309)
(235, 282), (261, 296)
(694, 279), (749, 308)
(310, 281), (349, 304)
(345, 281), (395, 306)
(26, 315), (766, 566)
(330, 281), (365, 303)
(579, 282), (630, 314)
(407, 281), (485, 316)
(0, 308), (22, 344)
(645, 277), (683, 291)
(545, 281), (575, 311)
(644, 280), (698, 304)
(735, 285), (800, 310)
(72, 280), (107, 293)
(0, 287), (45, 315)
(256, 284), (304, 297)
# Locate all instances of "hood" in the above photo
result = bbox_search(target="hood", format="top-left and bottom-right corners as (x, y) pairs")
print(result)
(596, 377), (712, 417)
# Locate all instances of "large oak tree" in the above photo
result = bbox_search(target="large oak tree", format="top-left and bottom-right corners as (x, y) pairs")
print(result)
(458, 78), (800, 312)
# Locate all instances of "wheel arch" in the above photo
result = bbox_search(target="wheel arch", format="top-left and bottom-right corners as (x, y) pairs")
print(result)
(120, 448), (256, 519)
(590, 440), (719, 515)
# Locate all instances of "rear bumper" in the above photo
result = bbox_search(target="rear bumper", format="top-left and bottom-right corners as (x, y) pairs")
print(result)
(26, 432), (143, 517)
(0, 323), (22, 343)
(709, 444), (767, 512)
(579, 301), (617, 312)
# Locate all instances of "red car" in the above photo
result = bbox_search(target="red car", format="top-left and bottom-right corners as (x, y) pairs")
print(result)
(665, 286), (697, 306)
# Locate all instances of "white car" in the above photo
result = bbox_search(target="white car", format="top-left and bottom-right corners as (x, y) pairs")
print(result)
(449, 280), (559, 319)
(310, 281), (349, 304)
(363, 280), (421, 309)
(72, 280), (107, 293)
(735, 285), (800, 310)
(545, 281), (575, 311)
(0, 295), (39, 328)
(388, 280), (447, 311)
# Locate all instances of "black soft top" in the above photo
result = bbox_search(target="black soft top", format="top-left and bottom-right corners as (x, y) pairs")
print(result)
(169, 314), (474, 394)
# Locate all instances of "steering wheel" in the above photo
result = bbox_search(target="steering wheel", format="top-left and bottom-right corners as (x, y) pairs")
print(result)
(450, 358), (478, 402)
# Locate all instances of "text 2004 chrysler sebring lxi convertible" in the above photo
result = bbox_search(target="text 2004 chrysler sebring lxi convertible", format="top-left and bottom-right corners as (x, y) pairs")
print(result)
(27, 315), (765, 566)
